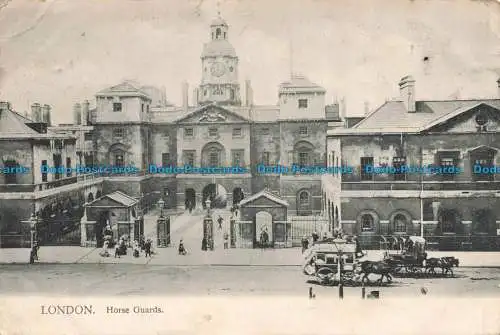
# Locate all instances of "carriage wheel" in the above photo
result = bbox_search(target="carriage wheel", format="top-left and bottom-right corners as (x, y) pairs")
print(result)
(362, 275), (370, 285)
(316, 267), (335, 285)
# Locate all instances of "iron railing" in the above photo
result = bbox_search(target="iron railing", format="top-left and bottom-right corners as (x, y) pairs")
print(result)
(341, 181), (500, 191)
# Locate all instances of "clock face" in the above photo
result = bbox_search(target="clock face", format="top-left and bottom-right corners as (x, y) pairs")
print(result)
(210, 62), (226, 77)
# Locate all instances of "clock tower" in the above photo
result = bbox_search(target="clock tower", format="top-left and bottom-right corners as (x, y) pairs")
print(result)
(198, 15), (241, 106)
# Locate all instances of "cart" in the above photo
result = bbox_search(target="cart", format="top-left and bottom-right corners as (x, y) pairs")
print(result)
(302, 238), (362, 286)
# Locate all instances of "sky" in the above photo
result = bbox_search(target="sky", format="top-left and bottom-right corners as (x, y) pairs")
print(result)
(0, 0), (499, 124)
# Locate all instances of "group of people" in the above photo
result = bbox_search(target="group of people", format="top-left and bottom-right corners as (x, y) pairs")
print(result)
(99, 226), (153, 258)
(301, 229), (364, 258)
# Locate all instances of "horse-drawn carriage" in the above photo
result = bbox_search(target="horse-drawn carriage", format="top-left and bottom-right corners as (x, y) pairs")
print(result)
(302, 239), (362, 286)
(383, 236), (459, 277)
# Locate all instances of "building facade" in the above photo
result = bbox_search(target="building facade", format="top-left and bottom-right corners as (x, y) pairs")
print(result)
(87, 15), (330, 215)
(323, 76), (500, 250)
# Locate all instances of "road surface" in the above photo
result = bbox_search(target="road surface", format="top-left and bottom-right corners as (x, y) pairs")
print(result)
(1, 264), (499, 297)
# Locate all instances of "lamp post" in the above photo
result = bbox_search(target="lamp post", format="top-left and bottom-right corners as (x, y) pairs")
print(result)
(29, 213), (38, 249)
(158, 198), (165, 217)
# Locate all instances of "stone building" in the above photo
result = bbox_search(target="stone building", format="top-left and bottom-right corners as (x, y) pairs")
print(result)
(88, 15), (332, 216)
(323, 76), (500, 250)
(0, 102), (102, 248)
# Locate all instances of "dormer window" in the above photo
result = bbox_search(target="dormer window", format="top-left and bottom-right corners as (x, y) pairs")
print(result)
(298, 99), (308, 108)
(113, 103), (122, 112)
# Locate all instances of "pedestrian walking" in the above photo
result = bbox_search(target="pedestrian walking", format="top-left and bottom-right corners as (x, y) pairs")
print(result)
(178, 239), (187, 255)
(144, 238), (152, 257)
(223, 232), (229, 249)
(312, 231), (319, 243)
(29, 241), (39, 264)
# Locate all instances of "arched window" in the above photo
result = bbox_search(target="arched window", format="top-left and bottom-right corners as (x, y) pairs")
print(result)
(361, 214), (374, 231)
(87, 193), (94, 202)
(209, 150), (219, 166)
(299, 191), (309, 205)
(393, 214), (407, 233)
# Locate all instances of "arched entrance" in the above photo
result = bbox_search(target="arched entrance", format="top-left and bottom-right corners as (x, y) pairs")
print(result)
(437, 209), (461, 234)
(472, 209), (496, 234)
(296, 189), (311, 216)
(233, 187), (244, 206)
(255, 211), (273, 247)
(185, 188), (196, 210)
(202, 183), (227, 209)
(96, 211), (110, 248)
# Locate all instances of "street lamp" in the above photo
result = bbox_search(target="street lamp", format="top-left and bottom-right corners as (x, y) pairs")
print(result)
(157, 198), (165, 217)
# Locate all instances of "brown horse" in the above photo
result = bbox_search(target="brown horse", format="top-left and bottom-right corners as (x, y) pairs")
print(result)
(356, 260), (393, 285)
(425, 257), (458, 276)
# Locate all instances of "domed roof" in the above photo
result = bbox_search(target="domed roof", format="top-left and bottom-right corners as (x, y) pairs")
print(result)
(202, 40), (237, 58)
(211, 16), (228, 26)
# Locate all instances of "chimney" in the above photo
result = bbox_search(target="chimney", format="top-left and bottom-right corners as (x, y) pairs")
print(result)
(192, 88), (199, 106)
(31, 103), (42, 122)
(497, 77), (500, 98)
(82, 100), (89, 126)
(182, 82), (189, 113)
(245, 79), (253, 106)
(42, 104), (51, 126)
(161, 86), (167, 106)
(399, 75), (416, 113)
(73, 103), (82, 125)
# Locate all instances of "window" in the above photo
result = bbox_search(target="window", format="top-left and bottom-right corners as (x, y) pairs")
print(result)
(209, 151), (219, 166)
(392, 156), (406, 181)
(41, 160), (48, 182)
(162, 153), (170, 167)
(54, 140), (63, 150)
(299, 126), (308, 136)
(298, 99), (308, 108)
(3, 160), (17, 184)
(231, 150), (244, 167)
(262, 152), (270, 165)
(298, 152), (309, 166)
(84, 133), (92, 141)
(360, 157), (374, 181)
(113, 102), (122, 112)
(141, 104), (144, 114)
(361, 214), (374, 231)
(113, 128), (124, 139)
(53, 154), (62, 180)
(438, 151), (459, 181)
(66, 158), (72, 177)
(232, 128), (242, 137)
(472, 153), (494, 182)
(261, 128), (270, 135)
(183, 151), (195, 166)
(209, 127), (218, 137)
(114, 153), (124, 167)
(299, 191), (309, 205)
(184, 128), (194, 138)
(393, 214), (407, 233)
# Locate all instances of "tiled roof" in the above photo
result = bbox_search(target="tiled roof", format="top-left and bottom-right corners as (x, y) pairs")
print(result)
(239, 190), (289, 207)
(92, 191), (138, 207)
(0, 105), (39, 135)
(344, 99), (500, 134)
(96, 82), (150, 99)
(279, 74), (326, 94)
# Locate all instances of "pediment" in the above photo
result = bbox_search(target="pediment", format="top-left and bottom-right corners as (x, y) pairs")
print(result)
(239, 191), (289, 208)
(427, 103), (500, 133)
(87, 197), (127, 208)
(175, 104), (249, 124)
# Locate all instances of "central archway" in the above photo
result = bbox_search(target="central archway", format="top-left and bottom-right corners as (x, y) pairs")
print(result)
(233, 187), (244, 206)
(202, 183), (228, 208)
(185, 188), (196, 210)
